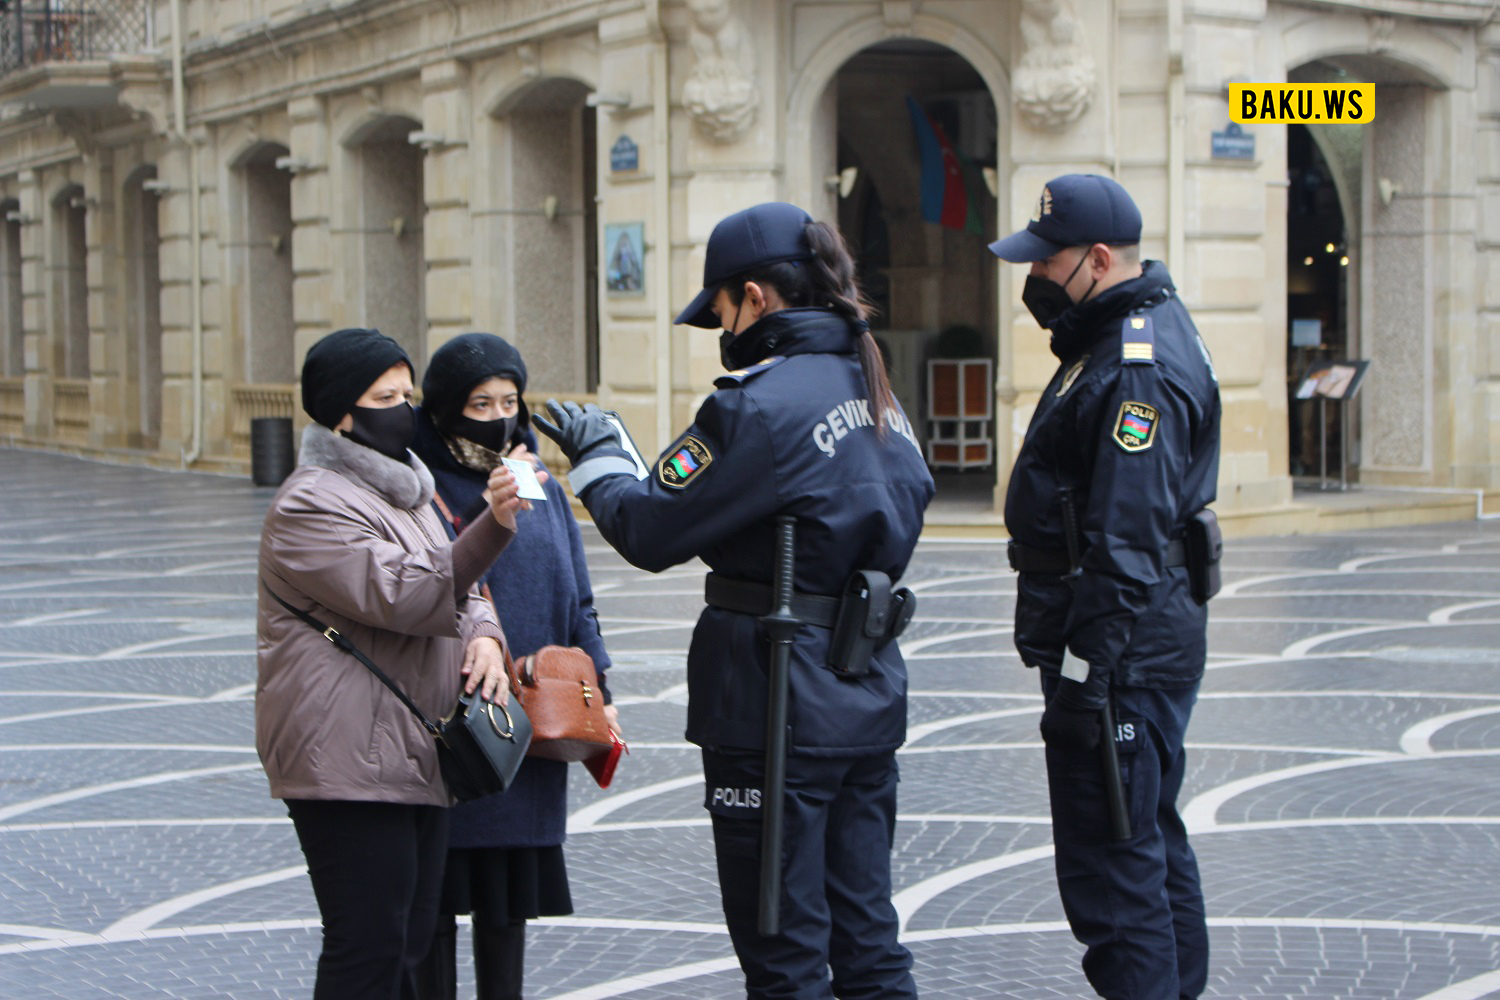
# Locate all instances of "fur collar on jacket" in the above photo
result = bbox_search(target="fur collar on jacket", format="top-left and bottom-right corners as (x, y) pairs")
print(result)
(298, 423), (435, 510)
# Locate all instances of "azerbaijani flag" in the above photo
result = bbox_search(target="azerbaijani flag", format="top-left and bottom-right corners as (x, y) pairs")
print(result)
(905, 96), (983, 235)
(1122, 413), (1152, 440)
(667, 448), (700, 479)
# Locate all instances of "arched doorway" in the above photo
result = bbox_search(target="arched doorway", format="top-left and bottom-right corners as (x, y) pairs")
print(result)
(830, 40), (1000, 506)
(232, 142), (295, 384)
(1285, 122), (1354, 481)
(1285, 55), (1444, 485)
(490, 78), (598, 393)
(345, 115), (425, 368)
(122, 166), (163, 447)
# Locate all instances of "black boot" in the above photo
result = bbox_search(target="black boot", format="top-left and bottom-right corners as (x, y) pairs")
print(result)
(413, 915), (458, 1000)
(472, 917), (525, 1000)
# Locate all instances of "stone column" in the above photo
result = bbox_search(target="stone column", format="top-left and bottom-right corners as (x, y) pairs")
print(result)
(19, 169), (48, 438)
(287, 95), (332, 425)
(420, 59), (473, 356)
(1476, 22), (1500, 489)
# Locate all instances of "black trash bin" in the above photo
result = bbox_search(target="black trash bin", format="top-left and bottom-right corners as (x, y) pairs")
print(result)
(250, 417), (295, 487)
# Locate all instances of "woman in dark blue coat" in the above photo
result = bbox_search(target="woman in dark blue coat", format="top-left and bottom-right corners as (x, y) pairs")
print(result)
(411, 333), (618, 1000)
(536, 204), (933, 1000)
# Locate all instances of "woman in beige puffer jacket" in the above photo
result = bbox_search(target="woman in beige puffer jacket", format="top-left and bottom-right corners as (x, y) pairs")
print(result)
(257, 327), (528, 1000)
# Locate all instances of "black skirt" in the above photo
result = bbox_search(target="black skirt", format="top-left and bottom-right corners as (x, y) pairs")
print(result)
(438, 845), (573, 923)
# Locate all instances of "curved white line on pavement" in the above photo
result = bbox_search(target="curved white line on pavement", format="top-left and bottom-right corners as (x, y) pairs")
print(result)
(598, 621), (697, 637)
(898, 628), (1014, 656)
(0, 743), (255, 754)
(532, 957), (744, 1000)
(0, 817), (289, 834)
(905, 573), (1008, 593)
(541, 916), (728, 935)
(567, 775), (701, 833)
(1400, 706), (1500, 756)
(892, 845), (1058, 933)
(0, 763), (264, 822)
(1428, 598), (1500, 624)
(1281, 621), (1437, 659)
(1413, 968), (1500, 1000)
(163, 559), (258, 576)
(0, 922), (83, 940)
(206, 683), (256, 701)
(904, 706), (1040, 744)
(0, 690), (197, 702)
(4, 609), (105, 627)
(104, 865), (307, 936)
(1181, 750), (1500, 832)
(102, 633), (253, 659)
(0, 699), (197, 728)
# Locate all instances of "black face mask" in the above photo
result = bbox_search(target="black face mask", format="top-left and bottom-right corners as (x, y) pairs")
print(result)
(1022, 250), (1097, 329)
(451, 413), (516, 454)
(718, 296), (746, 370)
(343, 401), (416, 461)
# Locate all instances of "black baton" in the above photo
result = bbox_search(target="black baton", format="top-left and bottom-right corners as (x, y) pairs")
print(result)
(1099, 693), (1132, 841)
(758, 516), (798, 936)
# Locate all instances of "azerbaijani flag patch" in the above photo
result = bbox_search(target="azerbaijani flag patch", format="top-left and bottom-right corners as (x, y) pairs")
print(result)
(1112, 401), (1159, 452)
(658, 435), (714, 489)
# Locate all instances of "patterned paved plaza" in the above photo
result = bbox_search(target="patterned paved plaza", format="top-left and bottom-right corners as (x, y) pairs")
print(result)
(0, 449), (1497, 999)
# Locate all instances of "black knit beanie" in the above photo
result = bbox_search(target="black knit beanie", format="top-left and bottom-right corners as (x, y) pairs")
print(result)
(300, 328), (412, 429)
(421, 332), (530, 432)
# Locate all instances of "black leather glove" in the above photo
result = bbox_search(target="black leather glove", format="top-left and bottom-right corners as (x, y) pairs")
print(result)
(533, 400), (627, 467)
(1040, 700), (1102, 751)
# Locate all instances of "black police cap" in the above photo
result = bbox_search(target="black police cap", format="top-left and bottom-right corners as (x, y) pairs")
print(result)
(675, 202), (815, 329)
(989, 174), (1142, 263)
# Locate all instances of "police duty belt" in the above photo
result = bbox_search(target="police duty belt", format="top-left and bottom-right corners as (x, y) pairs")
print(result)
(704, 573), (841, 628)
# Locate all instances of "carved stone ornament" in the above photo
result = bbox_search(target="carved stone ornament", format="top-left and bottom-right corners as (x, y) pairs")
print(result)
(1014, 0), (1096, 131)
(683, 0), (759, 142)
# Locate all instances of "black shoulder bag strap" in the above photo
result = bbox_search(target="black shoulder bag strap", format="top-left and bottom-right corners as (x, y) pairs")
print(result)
(261, 579), (440, 736)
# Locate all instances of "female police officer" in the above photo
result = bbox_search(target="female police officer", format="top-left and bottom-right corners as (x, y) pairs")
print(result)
(536, 202), (933, 1000)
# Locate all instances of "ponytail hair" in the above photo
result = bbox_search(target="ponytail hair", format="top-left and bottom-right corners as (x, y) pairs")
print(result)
(726, 220), (899, 434)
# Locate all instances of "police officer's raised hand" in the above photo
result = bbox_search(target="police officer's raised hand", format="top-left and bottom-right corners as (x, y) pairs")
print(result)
(1040, 698), (1102, 751)
(532, 401), (617, 464)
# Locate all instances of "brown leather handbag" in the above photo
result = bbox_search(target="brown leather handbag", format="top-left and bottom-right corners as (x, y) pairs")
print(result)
(509, 645), (614, 762)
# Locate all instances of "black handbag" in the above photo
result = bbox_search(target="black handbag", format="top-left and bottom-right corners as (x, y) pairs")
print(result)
(263, 581), (531, 801)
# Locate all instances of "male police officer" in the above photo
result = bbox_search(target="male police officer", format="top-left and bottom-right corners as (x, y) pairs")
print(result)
(991, 175), (1221, 999)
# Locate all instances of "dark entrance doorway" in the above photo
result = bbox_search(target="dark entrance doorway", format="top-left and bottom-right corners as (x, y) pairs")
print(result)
(1286, 123), (1353, 481)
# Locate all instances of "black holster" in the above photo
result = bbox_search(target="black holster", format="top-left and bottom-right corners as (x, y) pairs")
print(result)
(1184, 508), (1223, 604)
(828, 570), (916, 677)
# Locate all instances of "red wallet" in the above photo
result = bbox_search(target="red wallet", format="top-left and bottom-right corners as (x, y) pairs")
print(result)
(583, 732), (629, 789)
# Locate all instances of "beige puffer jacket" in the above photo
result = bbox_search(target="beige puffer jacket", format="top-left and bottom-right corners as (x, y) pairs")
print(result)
(256, 424), (506, 805)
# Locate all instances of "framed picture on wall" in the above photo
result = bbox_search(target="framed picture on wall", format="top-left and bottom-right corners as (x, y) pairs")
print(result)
(604, 222), (645, 296)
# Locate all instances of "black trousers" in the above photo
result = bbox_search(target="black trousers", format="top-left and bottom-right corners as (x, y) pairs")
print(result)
(703, 750), (918, 1000)
(287, 799), (451, 1000)
(1041, 677), (1209, 1000)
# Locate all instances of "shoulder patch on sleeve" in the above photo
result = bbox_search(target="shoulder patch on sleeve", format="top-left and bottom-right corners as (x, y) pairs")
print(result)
(658, 434), (714, 489)
(1112, 401), (1159, 452)
(714, 355), (788, 387)
(1121, 315), (1155, 365)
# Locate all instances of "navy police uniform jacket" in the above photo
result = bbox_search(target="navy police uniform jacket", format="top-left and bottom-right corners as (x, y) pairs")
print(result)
(577, 308), (935, 756)
(1007, 260), (1220, 701)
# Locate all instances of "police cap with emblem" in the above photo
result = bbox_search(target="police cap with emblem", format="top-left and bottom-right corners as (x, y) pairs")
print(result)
(988, 174), (1142, 263)
(675, 202), (816, 329)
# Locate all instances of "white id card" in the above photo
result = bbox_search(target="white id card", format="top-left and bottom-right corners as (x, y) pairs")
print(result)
(603, 411), (650, 480)
(502, 457), (547, 501)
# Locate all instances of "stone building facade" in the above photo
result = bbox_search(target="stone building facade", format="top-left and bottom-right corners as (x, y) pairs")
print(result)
(1, 0), (1497, 524)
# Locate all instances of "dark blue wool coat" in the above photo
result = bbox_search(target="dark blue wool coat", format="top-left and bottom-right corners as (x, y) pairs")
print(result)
(413, 411), (612, 849)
